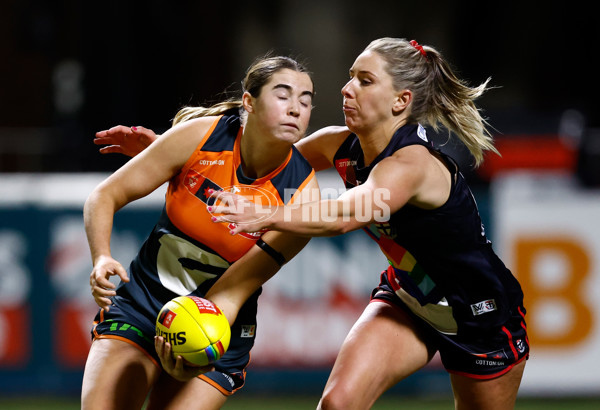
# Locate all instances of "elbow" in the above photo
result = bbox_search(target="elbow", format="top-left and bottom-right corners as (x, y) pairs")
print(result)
(336, 224), (353, 236)
(84, 187), (105, 212)
(83, 190), (104, 228)
(327, 220), (359, 236)
(83, 183), (120, 219)
(83, 190), (98, 218)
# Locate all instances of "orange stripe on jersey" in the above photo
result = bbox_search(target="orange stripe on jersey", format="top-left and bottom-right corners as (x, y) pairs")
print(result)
(176, 116), (223, 179)
(288, 169), (316, 204)
(198, 374), (235, 396)
(94, 334), (160, 368)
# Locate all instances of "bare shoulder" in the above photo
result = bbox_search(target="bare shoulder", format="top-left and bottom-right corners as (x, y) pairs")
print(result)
(142, 116), (222, 169)
(296, 125), (352, 171)
(389, 144), (433, 166)
(170, 116), (221, 135)
(159, 116), (220, 147)
(380, 145), (451, 209)
(308, 125), (351, 139)
(369, 145), (436, 191)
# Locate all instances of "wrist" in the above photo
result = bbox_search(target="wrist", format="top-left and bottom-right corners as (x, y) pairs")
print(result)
(268, 206), (284, 229)
(92, 252), (112, 265)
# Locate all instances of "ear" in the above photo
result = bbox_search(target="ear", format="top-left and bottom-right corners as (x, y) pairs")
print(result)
(392, 90), (412, 113)
(242, 91), (254, 113)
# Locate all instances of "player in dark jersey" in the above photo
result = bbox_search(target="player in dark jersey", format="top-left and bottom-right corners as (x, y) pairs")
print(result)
(211, 38), (529, 409)
(82, 56), (319, 410)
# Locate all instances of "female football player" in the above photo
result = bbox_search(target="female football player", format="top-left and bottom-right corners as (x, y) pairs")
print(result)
(211, 38), (529, 410)
(82, 55), (319, 409)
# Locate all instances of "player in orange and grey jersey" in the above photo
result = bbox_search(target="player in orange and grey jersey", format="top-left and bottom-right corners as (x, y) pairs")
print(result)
(82, 57), (318, 410)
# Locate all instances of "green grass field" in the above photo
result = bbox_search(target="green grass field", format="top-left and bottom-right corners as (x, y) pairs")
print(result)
(1, 396), (599, 409)
(222, 396), (600, 410)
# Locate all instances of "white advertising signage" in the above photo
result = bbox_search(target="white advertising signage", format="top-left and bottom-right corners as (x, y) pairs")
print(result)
(492, 172), (600, 395)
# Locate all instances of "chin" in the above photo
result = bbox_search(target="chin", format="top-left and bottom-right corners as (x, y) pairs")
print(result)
(277, 132), (302, 145)
(344, 119), (361, 133)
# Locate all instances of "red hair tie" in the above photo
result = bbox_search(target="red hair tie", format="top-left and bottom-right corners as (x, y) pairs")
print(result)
(410, 40), (427, 58)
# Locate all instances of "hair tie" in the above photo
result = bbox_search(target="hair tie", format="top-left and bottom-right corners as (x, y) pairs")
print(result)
(410, 40), (427, 58)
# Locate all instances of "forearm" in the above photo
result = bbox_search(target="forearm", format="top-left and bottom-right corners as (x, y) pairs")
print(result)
(268, 199), (364, 237)
(83, 189), (118, 264)
(205, 250), (280, 326)
(205, 233), (310, 325)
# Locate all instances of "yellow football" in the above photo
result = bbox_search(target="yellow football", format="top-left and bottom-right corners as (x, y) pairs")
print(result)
(156, 296), (231, 366)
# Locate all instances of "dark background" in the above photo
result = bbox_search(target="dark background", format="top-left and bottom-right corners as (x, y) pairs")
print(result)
(0, 1), (599, 403)
(1, 0), (598, 175)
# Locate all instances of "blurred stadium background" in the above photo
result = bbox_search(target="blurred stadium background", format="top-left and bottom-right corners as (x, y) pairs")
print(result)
(1, 0), (599, 408)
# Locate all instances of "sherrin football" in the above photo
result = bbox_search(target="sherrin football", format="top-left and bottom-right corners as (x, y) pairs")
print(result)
(156, 296), (231, 366)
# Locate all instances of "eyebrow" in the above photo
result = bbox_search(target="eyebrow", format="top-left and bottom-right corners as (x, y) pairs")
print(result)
(349, 69), (377, 77)
(273, 83), (314, 98)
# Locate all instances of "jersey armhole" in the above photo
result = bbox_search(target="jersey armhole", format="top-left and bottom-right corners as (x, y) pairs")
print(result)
(177, 115), (223, 177)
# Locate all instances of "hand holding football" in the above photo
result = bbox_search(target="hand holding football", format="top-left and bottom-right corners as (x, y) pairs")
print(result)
(156, 296), (231, 366)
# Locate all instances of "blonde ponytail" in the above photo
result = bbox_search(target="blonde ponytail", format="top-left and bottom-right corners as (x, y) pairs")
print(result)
(366, 38), (499, 167)
(424, 50), (498, 166)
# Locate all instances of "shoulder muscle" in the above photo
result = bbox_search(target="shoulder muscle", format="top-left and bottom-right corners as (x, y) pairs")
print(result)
(295, 126), (351, 171)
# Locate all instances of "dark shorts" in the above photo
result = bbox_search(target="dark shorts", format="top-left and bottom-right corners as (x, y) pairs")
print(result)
(372, 285), (529, 379)
(91, 295), (258, 395)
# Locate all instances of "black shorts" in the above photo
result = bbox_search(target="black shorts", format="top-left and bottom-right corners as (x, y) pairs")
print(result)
(91, 295), (258, 395)
(372, 287), (529, 379)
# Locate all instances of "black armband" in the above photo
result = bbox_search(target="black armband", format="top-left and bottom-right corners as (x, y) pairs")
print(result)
(256, 239), (286, 267)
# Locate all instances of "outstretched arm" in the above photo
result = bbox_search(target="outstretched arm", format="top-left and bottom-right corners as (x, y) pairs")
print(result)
(92, 123), (348, 167)
(211, 176), (395, 236)
(211, 145), (449, 237)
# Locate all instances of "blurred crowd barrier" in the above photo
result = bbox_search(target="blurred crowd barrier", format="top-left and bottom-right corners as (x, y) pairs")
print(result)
(0, 169), (598, 397)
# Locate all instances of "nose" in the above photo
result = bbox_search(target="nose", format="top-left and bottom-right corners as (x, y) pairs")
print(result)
(288, 100), (300, 117)
(341, 79), (353, 98)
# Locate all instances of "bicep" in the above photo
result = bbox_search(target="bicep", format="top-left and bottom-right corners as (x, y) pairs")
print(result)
(361, 157), (423, 215)
(100, 118), (213, 207)
(102, 153), (173, 207)
(334, 158), (422, 226)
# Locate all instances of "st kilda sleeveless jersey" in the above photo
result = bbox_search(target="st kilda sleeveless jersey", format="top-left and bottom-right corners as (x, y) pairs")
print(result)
(333, 123), (524, 338)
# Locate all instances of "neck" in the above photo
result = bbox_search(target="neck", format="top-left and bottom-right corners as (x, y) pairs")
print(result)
(356, 117), (407, 166)
(239, 127), (291, 179)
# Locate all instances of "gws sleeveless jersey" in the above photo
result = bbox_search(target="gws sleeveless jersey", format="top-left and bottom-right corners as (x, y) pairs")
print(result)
(116, 114), (315, 320)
